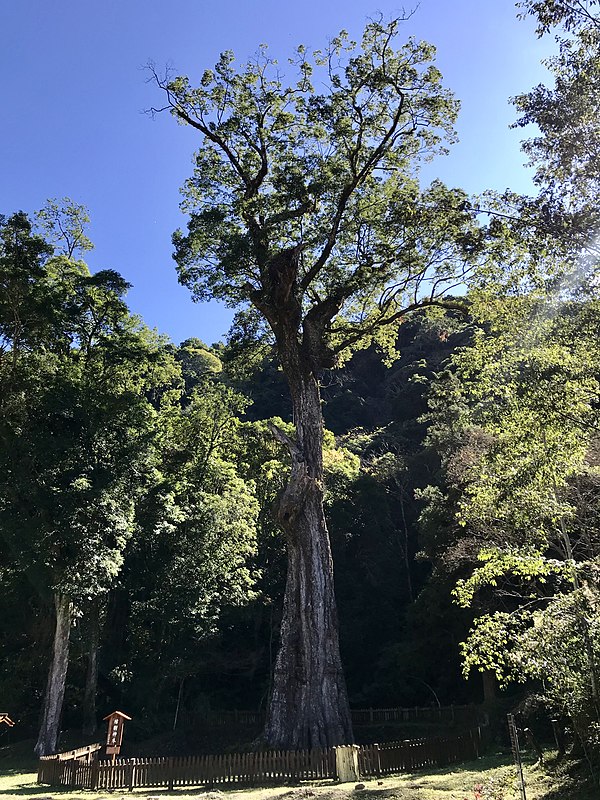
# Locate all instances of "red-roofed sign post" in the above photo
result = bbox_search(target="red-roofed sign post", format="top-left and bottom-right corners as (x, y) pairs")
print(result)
(103, 710), (131, 761)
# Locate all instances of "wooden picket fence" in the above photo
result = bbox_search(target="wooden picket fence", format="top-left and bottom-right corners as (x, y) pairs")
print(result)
(350, 705), (478, 726)
(38, 748), (336, 790)
(38, 728), (482, 790)
(190, 708), (263, 726)
(358, 730), (481, 775)
(54, 742), (102, 762)
(186, 704), (479, 728)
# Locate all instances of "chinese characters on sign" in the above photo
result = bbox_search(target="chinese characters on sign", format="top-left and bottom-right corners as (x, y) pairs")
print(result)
(103, 710), (132, 758)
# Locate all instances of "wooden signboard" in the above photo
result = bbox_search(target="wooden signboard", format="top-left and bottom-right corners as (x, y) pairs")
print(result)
(103, 710), (131, 757)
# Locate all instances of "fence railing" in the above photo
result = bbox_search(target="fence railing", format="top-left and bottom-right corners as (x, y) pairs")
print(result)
(358, 731), (480, 775)
(38, 728), (482, 790)
(38, 748), (337, 790)
(55, 742), (102, 762)
(351, 705), (478, 726)
(183, 704), (479, 728)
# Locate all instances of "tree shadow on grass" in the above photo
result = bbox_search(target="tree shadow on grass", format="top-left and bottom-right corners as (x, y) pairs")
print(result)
(0, 779), (68, 797)
(0, 754), (517, 799)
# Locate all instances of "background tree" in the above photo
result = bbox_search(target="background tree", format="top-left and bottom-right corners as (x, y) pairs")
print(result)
(35, 198), (94, 259)
(121, 377), (260, 718)
(512, 0), (600, 270)
(0, 211), (180, 754)
(151, 17), (513, 748)
(420, 297), (600, 756)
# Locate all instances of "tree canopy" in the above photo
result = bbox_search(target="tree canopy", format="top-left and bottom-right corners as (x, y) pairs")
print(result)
(151, 19), (513, 367)
(4, 1), (600, 772)
(148, 16), (531, 749)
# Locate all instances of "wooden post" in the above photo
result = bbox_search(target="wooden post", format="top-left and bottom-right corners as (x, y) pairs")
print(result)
(91, 758), (99, 790)
(128, 758), (136, 792)
(334, 745), (360, 783)
(168, 756), (175, 791)
(373, 743), (382, 777)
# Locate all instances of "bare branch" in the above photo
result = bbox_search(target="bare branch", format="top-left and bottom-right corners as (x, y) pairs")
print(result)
(267, 421), (301, 460)
(330, 297), (469, 355)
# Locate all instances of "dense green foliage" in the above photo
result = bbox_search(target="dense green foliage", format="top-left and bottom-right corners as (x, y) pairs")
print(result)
(2, 2), (600, 765)
(2, 210), (599, 759)
(420, 299), (600, 753)
(0, 211), (474, 735)
(0, 210), (262, 736)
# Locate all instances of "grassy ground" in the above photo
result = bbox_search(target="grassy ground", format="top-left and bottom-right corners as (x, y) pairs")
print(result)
(2, 733), (597, 800)
(0, 749), (582, 800)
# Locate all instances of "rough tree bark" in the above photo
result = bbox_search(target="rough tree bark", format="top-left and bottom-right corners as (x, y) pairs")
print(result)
(259, 251), (353, 749)
(35, 592), (72, 755)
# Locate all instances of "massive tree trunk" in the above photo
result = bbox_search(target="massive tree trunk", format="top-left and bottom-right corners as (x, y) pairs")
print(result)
(35, 592), (72, 756)
(263, 356), (353, 748)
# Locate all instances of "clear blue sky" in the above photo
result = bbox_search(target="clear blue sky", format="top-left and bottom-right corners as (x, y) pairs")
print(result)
(1, 1), (553, 346)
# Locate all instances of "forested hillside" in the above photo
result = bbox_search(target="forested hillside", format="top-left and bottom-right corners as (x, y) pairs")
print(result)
(3, 206), (599, 760)
(2, 0), (600, 779)
(0, 212), (473, 736)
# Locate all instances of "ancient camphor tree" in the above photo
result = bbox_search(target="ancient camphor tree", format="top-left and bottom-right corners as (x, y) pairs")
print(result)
(151, 18), (503, 748)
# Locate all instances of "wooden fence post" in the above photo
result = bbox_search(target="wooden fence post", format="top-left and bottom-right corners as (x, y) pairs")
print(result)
(168, 756), (174, 791)
(374, 743), (382, 778)
(475, 726), (482, 758)
(128, 758), (137, 792)
(91, 758), (99, 790)
(334, 745), (360, 783)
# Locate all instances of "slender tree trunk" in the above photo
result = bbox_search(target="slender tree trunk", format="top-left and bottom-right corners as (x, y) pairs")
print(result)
(398, 491), (414, 603)
(482, 670), (497, 705)
(82, 599), (100, 738)
(35, 592), (72, 755)
(264, 369), (353, 748)
(173, 677), (185, 731)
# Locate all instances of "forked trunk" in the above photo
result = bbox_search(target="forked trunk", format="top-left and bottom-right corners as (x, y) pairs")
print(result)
(35, 592), (72, 755)
(264, 370), (353, 748)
